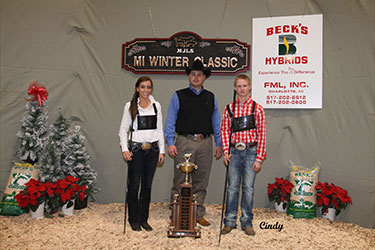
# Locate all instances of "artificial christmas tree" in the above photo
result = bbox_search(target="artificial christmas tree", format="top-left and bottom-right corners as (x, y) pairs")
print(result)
(63, 125), (99, 205)
(16, 81), (49, 164)
(38, 136), (65, 183)
(16, 102), (49, 164)
(49, 110), (70, 168)
(37, 135), (66, 214)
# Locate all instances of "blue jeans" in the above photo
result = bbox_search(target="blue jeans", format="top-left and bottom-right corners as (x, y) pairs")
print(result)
(127, 144), (159, 225)
(224, 146), (257, 229)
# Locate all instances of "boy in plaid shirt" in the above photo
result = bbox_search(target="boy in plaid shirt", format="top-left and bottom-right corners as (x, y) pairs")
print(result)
(220, 74), (266, 236)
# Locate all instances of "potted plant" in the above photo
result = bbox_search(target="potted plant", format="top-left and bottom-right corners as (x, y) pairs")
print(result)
(15, 179), (54, 219)
(54, 176), (87, 216)
(268, 177), (294, 212)
(316, 181), (352, 220)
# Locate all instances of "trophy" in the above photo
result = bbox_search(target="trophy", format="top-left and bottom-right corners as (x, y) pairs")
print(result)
(168, 154), (201, 238)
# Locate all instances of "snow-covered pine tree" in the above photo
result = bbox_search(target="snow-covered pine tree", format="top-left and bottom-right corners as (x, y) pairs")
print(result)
(49, 110), (70, 171)
(38, 136), (65, 183)
(64, 125), (99, 200)
(16, 101), (49, 164)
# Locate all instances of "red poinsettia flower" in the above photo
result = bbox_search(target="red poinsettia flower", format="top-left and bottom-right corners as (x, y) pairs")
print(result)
(267, 177), (294, 206)
(54, 176), (87, 204)
(60, 191), (72, 203)
(15, 176), (88, 213)
(15, 178), (49, 212)
(79, 191), (86, 201)
(37, 184), (46, 192)
(72, 183), (80, 192)
(316, 181), (352, 216)
(25, 179), (38, 187)
(46, 189), (54, 197)
(43, 182), (54, 197)
(58, 179), (69, 189)
(66, 175), (80, 183)
(268, 183), (276, 195)
(26, 185), (38, 195)
(15, 193), (29, 208)
(20, 198), (30, 208)
(29, 197), (38, 206)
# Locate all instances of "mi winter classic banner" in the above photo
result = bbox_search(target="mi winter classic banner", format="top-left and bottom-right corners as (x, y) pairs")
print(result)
(252, 14), (323, 109)
(122, 31), (250, 75)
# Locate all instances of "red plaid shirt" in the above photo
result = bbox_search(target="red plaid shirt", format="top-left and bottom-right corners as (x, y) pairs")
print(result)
(220, 97), (267, 162)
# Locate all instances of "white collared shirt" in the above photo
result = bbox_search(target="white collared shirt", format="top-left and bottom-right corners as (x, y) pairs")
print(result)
(118, 95), (165, 154)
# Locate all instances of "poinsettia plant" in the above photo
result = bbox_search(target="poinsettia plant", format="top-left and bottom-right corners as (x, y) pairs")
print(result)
(54, 175), (87, 209)
(316, 181), (352, 216)
(15, 179), (54, 212)
(15, 176), (87, 214)
(268, 177), (294, 209)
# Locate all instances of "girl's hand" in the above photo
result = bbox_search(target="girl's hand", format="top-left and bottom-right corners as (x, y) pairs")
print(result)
(158, 154), (165, 166)
(122, 151), (133, 161)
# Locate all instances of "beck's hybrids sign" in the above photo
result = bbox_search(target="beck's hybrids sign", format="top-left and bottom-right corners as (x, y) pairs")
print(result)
(252, 14), (323, 109)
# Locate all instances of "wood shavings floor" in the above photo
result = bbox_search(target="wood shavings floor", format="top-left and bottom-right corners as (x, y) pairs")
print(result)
(0, 203), (374, 250)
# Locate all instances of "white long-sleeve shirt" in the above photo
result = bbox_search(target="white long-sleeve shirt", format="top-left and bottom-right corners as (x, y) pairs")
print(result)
(118, 95), (165, 154)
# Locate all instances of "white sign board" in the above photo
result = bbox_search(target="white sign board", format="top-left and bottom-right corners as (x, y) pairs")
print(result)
(252, 14), (323, 109)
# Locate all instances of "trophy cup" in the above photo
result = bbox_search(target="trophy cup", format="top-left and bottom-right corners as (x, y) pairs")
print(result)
(167, 154), (201, 238)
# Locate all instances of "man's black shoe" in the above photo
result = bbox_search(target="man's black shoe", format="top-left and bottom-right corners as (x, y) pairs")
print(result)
(140, 222), (153, 231)
(130, 223), (142, 231)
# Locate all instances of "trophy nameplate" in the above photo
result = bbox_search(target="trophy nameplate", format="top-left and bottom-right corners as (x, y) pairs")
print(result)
(167, 154), (201, 238)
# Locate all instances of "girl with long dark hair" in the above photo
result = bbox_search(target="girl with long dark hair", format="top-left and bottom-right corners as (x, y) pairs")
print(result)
(119, 76), (165, 231)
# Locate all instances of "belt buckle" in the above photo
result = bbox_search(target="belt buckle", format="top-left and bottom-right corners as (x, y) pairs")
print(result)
(141, 142), (152, 150)
(193, 134), (203, 142)
(235, 142), (246, 151)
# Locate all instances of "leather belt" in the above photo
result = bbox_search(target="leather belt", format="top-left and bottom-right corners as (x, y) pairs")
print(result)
(129, 141), (158, 151)
(180, 133), (210, 142)
(230, 142), (257, 151)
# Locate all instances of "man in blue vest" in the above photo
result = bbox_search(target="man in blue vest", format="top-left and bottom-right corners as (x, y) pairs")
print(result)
(165, 59), (223, 226)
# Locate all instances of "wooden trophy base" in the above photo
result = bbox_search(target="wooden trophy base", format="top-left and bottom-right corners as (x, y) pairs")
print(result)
(167, 183), (201, 238)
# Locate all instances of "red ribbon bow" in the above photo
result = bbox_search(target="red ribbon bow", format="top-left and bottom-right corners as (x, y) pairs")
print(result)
(27, 81), (48, 106)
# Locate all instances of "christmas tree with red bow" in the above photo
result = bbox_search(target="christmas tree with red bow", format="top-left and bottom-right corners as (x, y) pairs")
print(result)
(16, 81), (49, 164)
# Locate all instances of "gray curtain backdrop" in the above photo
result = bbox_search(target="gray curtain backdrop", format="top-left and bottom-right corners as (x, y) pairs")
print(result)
(1, 0), (374, 228)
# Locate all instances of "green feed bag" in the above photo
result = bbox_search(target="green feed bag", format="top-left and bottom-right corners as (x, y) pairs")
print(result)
(0, 162), (38, 216)
(288, 161), (320, 219)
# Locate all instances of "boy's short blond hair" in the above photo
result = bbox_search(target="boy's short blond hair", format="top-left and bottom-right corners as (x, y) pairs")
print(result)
(234, 74), (251, 86)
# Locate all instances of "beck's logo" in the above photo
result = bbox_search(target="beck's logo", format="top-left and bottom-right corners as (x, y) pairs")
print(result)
(279, 35), (297, 55)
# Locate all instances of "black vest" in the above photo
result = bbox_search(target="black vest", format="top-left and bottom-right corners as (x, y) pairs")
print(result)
(176, 88), (214, 134)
